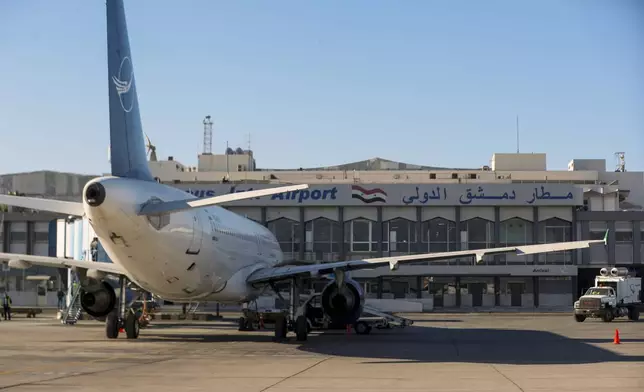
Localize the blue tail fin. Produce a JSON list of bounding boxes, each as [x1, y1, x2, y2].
[[106, 0, 154, 181]]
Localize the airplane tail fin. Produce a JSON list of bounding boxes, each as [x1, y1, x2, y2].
[[106, 0, 154, 182]]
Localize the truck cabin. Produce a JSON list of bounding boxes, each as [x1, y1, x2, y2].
[[585, 287, 614, 297], [596, 280, 618, 291]]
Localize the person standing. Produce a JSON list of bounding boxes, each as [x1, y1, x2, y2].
[[90, 237, 99, 261], [57, 289, 65, 310], [2, 293, 12, 321]]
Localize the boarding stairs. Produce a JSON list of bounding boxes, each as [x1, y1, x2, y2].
[[61, 285, 83, 325], [187, 302, 200, 313]]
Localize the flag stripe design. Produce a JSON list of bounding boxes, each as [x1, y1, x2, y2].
[[351, 185, 387, 203]]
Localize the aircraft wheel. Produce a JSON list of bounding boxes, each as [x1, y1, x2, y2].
[[274, 316, 288, 342], [125, 312, 140, 339], [105, 312, 119, 339], [295, 316, 308, 342], [354, 321, 370, 335]]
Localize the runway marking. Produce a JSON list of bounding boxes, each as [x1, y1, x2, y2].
[[259, 356, 332, 392], [0, 357, 175, 391], [0, 356, 149, 377], [490, 364, 526, 392]]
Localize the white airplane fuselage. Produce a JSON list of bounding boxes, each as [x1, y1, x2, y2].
[[83, 176, 283, 303]]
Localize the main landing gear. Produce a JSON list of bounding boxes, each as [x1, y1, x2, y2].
[[105, 276, 140, 339], [236, 278, 312, 342], [273, 277, 308, 343]]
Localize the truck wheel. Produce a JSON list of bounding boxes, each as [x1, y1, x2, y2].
[[628, 307, 640, 321], [574, 314, 586, 322], [602, 312, 613, 322]]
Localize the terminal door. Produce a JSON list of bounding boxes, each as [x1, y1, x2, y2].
[[509, 282, 523, 307], [469, 283, 485, 307], [186, 213, 202, 255]]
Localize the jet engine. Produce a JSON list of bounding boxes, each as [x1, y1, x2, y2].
[[320, 278, 364, 325], [80, 281, 117, 319]]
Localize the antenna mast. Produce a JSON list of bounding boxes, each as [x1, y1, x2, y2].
[[614, 152, 626, 172], [202, 115, 213, 155]]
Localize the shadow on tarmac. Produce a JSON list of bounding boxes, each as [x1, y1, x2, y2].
[[132, 321, 644, 365]]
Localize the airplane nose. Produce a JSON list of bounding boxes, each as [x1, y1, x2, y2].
[[85, 182, 106, 207]]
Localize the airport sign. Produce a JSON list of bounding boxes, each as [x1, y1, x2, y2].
[[171, 183, 583, 206]]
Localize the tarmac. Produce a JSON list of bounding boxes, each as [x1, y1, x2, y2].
[[0, 312, 642, 392]]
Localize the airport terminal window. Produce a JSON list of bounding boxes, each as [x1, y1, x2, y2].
[[615, 221, 633, 242], [267, 218, 300, 254], [344, 218, 375, 252], [10, 231, 26, 242], [539, 218, 572, 243], [421, 217, 457, 252], [500, 218, 532, 245], [539, 218, 572, 264], [383, 218, 416, 254], [462, 218, 494, 250], [589, 220, 608, 240], [305, 218, 341, 254]]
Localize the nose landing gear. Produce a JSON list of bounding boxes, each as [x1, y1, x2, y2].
[[105, 276, 140, 339]]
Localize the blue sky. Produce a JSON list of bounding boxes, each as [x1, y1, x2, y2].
[[1, 0, 643, 175]]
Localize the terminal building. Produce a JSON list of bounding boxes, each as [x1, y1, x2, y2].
[[1, 151, 643, 309]]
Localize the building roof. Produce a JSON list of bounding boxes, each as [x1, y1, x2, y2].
[[259, 157, 478, 172]]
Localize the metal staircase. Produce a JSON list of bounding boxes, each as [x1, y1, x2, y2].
[[61, 284, 83, 325], [188, 302, 200, 313]]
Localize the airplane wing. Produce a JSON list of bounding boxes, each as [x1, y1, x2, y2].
[[246, 234, 608, 285], [0, 194, 84, 216], [137, 184, 309, 216], [0, 252, 126, 276]]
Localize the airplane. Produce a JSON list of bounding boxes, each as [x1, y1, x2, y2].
[[0, 0, 608, 341]]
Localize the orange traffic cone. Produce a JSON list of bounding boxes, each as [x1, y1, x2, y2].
[[613, 329, 620, 344]]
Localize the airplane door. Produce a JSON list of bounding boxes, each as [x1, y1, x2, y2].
[[186, 212, 202, 255]]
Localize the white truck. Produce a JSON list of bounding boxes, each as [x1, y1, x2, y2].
[[574, 267, 642, 322]]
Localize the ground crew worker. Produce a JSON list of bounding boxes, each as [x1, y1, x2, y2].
[[2, 293, 12, 320], [90, 237, 99, 261], [57, 289, 65, 310]]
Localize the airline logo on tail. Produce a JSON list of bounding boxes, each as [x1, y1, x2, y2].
[[112, 56, 134, 112]]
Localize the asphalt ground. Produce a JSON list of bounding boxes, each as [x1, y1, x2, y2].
[[0, 313, 642, 391]]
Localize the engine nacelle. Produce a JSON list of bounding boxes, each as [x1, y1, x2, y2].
[[80, 281, 117, 319], [320, 278, 365, 325]]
